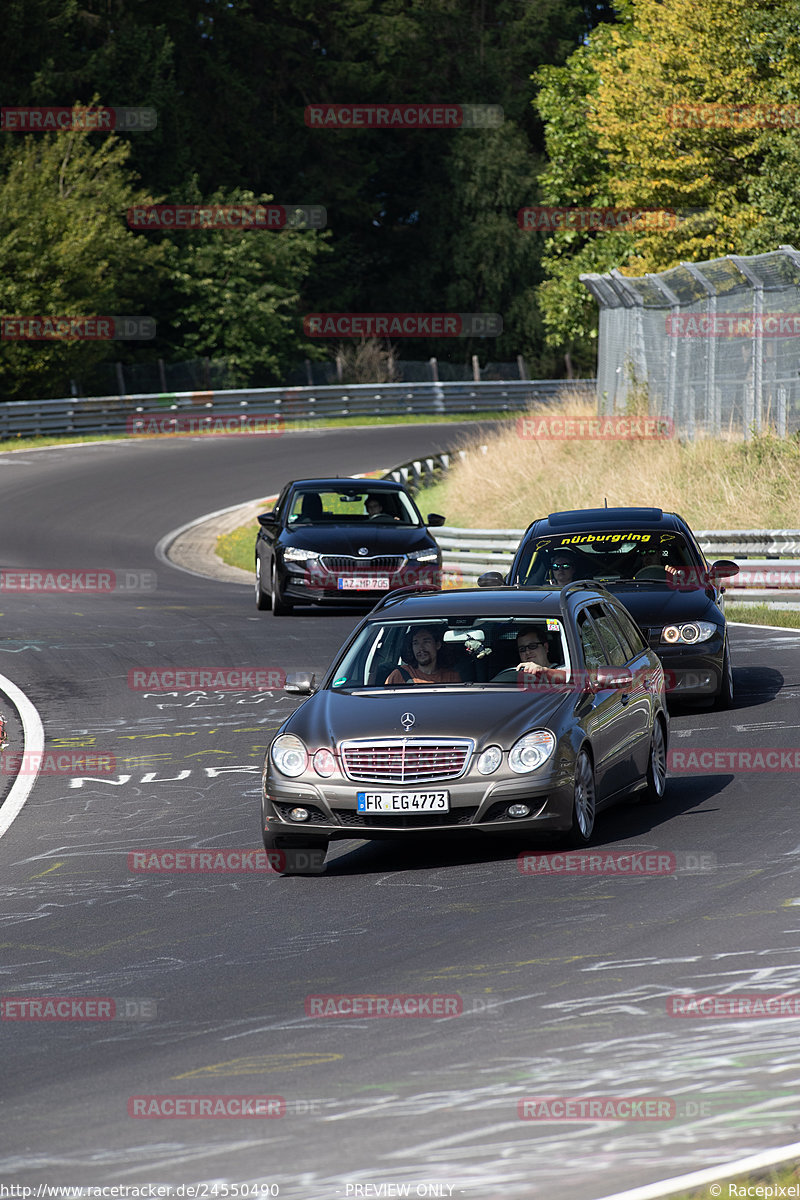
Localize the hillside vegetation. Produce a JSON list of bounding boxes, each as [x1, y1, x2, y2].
[[421, 401, 800, 530]]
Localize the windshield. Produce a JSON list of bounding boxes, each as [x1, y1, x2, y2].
[[330, 616, 572, 689], [514, 530, 696, 585], [287, 487, 420, 526]]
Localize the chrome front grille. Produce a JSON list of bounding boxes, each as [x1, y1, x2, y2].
[[320, 555, 405, 575], [340, 738, 473, 783]]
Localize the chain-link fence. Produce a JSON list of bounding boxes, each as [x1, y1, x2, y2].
[[581, 244, 800, 438]]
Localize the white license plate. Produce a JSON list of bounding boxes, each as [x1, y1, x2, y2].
[[357, 791, 450, 813], [338, 576, 390, 590]]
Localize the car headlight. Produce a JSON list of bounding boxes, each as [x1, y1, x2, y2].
[[477, 745, 503, 775], [508, 730, 556, 774], [270, 734, 308, 777], [312, 748, 336, 777], [283, 547, 320, 562], [661, 621, 718, 645], [407, 550, 439, 563]]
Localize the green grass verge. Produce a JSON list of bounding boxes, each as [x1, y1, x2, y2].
[[727, 603, 800, 628], [217, 521, 260, 573]]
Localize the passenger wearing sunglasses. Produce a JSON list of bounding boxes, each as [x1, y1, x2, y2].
[[549, 550, 579, 586]]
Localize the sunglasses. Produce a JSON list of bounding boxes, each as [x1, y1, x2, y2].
[[552, 561, 574, 570]]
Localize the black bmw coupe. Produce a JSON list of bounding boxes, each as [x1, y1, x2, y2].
[[485, 506, 739, 708]]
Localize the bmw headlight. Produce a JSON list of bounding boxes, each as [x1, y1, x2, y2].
[[477, 745, 503, 775], [283, 547, 320, 562], [661, 621, 717, 645], [508, 730, 556, 774], [270, 734, 308, 777], [407, 550, 439, 563]]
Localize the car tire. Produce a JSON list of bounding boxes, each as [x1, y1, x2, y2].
[[565, 749, 596, 846], [271, 564, 293, 616], [641, 716, 668, 804], [262, 829, 328, 875], [714, 640, 733, 710], [255, 556, 271, 611]]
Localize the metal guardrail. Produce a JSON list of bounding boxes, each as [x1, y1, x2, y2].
[[0, 379, 595, 440]]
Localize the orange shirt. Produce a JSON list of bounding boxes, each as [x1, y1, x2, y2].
[[384, 665, 462, 685]]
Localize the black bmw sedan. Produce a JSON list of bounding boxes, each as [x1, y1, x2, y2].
[[261, 584, 669, 873], [489, 507, 739, 708], [254, 477, 445, 614]]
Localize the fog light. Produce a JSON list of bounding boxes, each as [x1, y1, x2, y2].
[[288, 807, 310, 822], [507, 804, 531, 819]]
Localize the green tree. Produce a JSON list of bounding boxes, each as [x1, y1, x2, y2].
[[0, 126, 166, 400], [535, 0, 800, 361], [158, 188, 330, 384]]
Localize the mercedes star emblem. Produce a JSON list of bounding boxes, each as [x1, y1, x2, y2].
[[401, 712, 415, 731]]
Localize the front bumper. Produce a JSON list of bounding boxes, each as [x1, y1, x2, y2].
[[262, 765, 576, 841], [649, 633, 726, 698], [282, 562, 441, 606]]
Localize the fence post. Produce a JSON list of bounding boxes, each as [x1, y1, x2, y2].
[[115, 362, 126, 398], [471, 355, 481, 382]]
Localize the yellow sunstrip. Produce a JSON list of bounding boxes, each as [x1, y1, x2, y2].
[[557, 532, 653, 545]]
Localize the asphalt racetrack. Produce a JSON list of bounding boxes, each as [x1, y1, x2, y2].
[[2, 426, 800, 1199]]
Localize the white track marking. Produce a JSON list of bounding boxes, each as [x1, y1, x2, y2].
[[0, 672, 45, 839]]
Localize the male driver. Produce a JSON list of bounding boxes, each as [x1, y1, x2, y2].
[[493, 626, 567, 686], [384, 626, 461, 685]]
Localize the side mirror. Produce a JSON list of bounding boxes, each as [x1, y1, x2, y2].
[[592, 665, 633, 691], [708, 559, 739, 582], [427, 513, 446, 527], [257, 510, 279, 527], [284, 671, 317, 695], [477, 571, 505, 588]]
